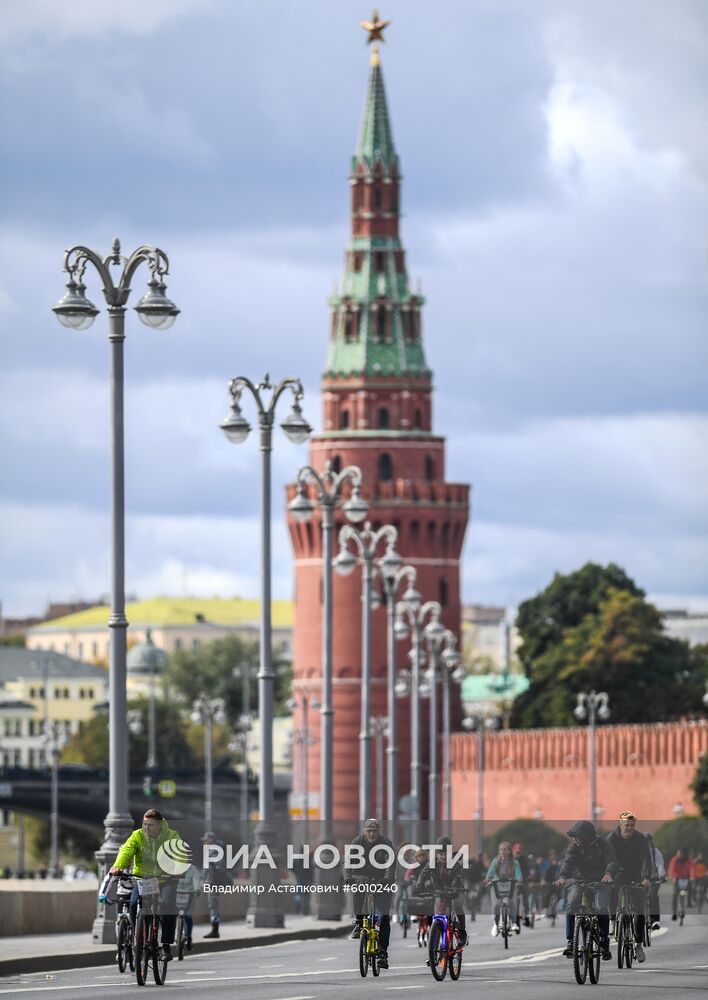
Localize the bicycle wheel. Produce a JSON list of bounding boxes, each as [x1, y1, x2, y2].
[[448, 924, 462, 981], [371, 947, 380, 978], [617, 920, 624, 969], [402, 914, 409, 938], [588, 924, 601, 985], [358, 932, 368, 977], [573, 918, 588, 985], [501, 906, 509, 950], [176, 915, 185, 961], [135, 913, 149, 987], [624, 931, 633, 970], [152, 918, 168, 985], [428, 920, 447, 981], [117, 918, 129, 973]]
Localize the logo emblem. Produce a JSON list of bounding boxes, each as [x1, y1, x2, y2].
[[157, 838, 192, 876]]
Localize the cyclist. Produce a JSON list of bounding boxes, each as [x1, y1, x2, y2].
[[512, 842, 530, 926], [415, 835, 469, 948], [644, 833, 665, 929], [484, 841, 522, 936], [526, 854, 543, 923], [542, 848, 561, 916], [668, 847, 692, 920], [606, 810, 651, 963], [175, 862, 201, 952], [691, 852, 707, 908], [345, 817, 395, 969], [110, 808, 185, 962], [555, 820, 617, 962]]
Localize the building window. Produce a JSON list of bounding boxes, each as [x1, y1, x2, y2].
[[378, 453, 393, 481], [54, 688, 62, 699], [414, 408, 422, 429], [375, 252, 385, 273], [425, 456, 435, 480], [79, 688, 85, 699], [14, 719, 22, 736], [331, 455, 342, 474], [373, 186, 382, 210], [439, 576, 449, 608], [88, 688, 94, 699], [64, 687, 69, 699], [29, 720, 36, 736], [174, 638, 182, 651], [343, 311, 353, 342], [378, 407, 390, 429], [29, 687, 35, 699], [340, 410, 350, 430], [39, 687, 45, 700]]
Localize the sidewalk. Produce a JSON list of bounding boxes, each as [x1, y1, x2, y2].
[[0, 915, 350, 978]]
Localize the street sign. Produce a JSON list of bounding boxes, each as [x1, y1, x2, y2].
[[158, 780, 176, 798]]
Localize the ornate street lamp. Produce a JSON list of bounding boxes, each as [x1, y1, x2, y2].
[[191, 697, 226, 833], [574, 690, 610, 823], [53, 238, 178, 944]]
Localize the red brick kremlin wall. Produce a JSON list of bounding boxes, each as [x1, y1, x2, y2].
[[450, 721, 708, 821]]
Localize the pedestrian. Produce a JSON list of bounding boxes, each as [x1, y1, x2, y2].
[[201, 831, 225, 938]]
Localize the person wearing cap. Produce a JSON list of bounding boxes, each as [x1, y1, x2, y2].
[[201, 831, 224, 939], [414, 836, 469, 951], [345, 818, 396, 968], [606, 811, 651, 961], [555, 821, 618, 962]]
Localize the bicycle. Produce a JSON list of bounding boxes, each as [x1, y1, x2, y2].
[[134, 875, 175, 986], [357, 891, 381, 978], [566, 881, 607, 986], [415, 912, 429, 948], [397, 885, 411, 938], [175, 889, 195, 961], [613, 882, 647, 969], [115, 877, 136, 974], [488, 878, 517, 950], [427, 889, 464, 982], [675, 877, 689, 925], [526, 881, 543, 929], [544, 884, 559, 928], [695, 877, 707, 915]]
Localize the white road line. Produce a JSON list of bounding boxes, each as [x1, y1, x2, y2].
[[262, 964, 285, 968], [385, 987, 425, 991], [317, 956, 338, 961], [270, 996, 316, 999]]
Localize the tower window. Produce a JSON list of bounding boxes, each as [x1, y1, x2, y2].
[[425, 456, 435, 480], [376, 308, 387, 342], [331, 455, 342, 474], [439, 576, 449, 608], [373, 187, 382, 210], [414, 408, 422, 429], [340, 410, 350, 430], [378, 453, 394, 482], [378, 407, 390, 429], [374, 252, 385, 273]]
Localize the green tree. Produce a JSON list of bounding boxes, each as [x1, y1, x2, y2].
[[652, 816, 708, 860], [167, 634, 292, 725], [483, 819, 568, 859], [0, 635, 25, 647], [61, 699, 198, 771], [691, 753, 708, 819], [25, 816, 98, 871], [510, 564, 708, 728]]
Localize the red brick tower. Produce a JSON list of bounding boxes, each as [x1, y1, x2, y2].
[[287, 41, 470, 823]]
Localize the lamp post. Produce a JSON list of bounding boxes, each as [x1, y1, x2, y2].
[[393, 599, 442, 836], [461, 711, 499, 854], [334, 521, 402, 820], [420, 618, 455, 823], [53, 239, 178, 943], [221, 374, 310, 927], [45, 721, 67, 877], [288, 460, 368, 838], [437, 632, 464, 837], [228, 714, 253, 842], [191, 697, 226, 833], [574, 691, 610, 823], [287, 691, 320, 849], [370, 716, 389, 822]]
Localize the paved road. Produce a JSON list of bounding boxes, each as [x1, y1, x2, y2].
[[0, 915, 705, 997]]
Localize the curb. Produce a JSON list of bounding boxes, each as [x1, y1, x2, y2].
[[0, 924, 351, 979]]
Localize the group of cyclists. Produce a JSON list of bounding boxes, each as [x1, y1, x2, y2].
[[100, 807, 704, 979]]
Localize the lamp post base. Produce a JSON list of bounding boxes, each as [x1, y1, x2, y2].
[[245, 820, 285, 928], [92, 811, 134, 945], [313, 850, 343, 920]]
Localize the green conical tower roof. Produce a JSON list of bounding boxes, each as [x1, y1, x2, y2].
[[353, 49, 398, 174], [325, 49, 430, 381]]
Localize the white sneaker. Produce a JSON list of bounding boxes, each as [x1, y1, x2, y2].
[[636, 944, 645, 963], [491, 923, 499, 937], [511, 923, 520, 933]]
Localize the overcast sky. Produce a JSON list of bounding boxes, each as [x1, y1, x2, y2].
[[1, 0, 707, 618]]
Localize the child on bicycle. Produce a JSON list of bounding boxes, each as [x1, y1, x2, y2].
[[414, 836, 469, 947], [110, 809, 186, 962], [555, 820, 618, 962], [484, 841, 522, 936]]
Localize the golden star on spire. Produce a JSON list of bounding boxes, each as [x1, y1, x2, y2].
[[360, 9, 391, 46]]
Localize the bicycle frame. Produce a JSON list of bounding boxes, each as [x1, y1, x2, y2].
[[358, 891, 381, 978], [571, 881, 605, 986], [428, 893, 463, 982]]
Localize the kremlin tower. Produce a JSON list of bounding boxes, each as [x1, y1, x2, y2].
[[287, 15, 470, 823]]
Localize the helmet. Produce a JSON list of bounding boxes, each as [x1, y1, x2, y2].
[[566, 821, 597, 847]]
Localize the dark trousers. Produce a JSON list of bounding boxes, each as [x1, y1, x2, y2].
[[565, 884, 610, 945], [611, 884, 646, 942], [355, 892, 391, 951], [130, 881, 177, 945]]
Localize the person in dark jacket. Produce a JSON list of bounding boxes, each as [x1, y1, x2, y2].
[[606, 811, 651, 962], [414, 835, 469, 946], [555, 820, 618, 961], [345, 818, 396, 968]]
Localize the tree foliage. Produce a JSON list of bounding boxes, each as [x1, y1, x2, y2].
[[61, 699, 198, 771], [691, 752, 708, 820], [483, 819, 568, 859], [167, 634, 292, 726], [510, 563, 708, 728], [652, 816, 708, 860]]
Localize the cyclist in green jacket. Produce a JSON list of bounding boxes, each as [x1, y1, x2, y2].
[[110, 809, 186, 961]]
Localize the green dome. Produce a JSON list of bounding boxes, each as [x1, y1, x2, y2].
[[127, 630, 168, 676]]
